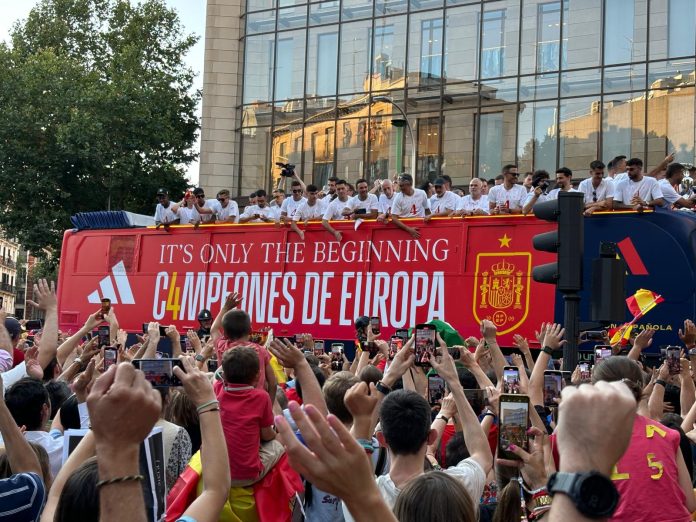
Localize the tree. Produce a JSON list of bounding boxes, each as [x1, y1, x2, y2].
[[0, 0, 199, 257]]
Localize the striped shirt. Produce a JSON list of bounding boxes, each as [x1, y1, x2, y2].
[[0, 472, 46, 521]]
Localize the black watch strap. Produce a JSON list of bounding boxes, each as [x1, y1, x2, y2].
[[375, 381, 392, 395], [542, 346, 554, 355], [548, 471, 618, 518]]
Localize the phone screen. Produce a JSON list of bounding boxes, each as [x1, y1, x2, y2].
[[503, 367, 521, 394], [207, 358, 218, 372], [370, 317, 380, 335], [103, 348, 117, 371], [133, 359, 183, 387], [448, 346, 461, 360], [667, 347, 681, 375], [415, 324, 436, 366], [498, 394, 530, 460], [594, 346, 612, 364], [141, 323, 168, 336], [389, 337, 403, 360], [330, 343, 344, 371], [427, 375, 446, 405], [543, 371, 564, 407], [100, 298, 111, 316], [97, 326, 110, 347], [395, 329, 409, 342], [314, 340, 325, 357], [579, 363, 591, 380]]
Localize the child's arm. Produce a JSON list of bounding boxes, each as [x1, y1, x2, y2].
[[261, 426, 276, 442]]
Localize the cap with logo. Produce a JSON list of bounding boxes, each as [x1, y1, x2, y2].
[[197, 309, 213, 321], [157, 188, 168, 196]]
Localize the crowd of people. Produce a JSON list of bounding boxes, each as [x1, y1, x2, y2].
[[155, 153, 696, 239], [3, 279, 696, 521]]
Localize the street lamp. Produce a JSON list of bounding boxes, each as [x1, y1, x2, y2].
[[371, 95, 417, 178]]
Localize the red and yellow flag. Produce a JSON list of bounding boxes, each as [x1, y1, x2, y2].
[[608, 324, 633, 346], [625, 289, 663, 319]]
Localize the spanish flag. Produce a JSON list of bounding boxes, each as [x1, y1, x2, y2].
[[608, 324, 633, 346], [625, 289, 664, 319]]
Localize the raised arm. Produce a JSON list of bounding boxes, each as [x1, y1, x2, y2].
[[481, 319, 506, 381], [627, 329, 653, 361], [0, 311, 13, 370], [211, 292, 240, 343], [142, 322, 162, 359], [28, 280, 59, 369], [55, 311, 102, 367], [529, 323, 563, 407]]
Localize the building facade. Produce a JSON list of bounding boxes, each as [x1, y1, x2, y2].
[[0, 236, 20, 315], [200, 0, 696, 194]]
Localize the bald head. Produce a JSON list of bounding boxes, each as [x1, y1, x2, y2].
[[382, 179, 394, 197]]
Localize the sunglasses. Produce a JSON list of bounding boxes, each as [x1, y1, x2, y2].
[[217, 198, 227, 202], [592, 191, 597, 203], [292, 189, 303, 194], [196, 194, 205, 199]]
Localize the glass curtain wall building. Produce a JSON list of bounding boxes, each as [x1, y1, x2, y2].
[[200, 0, 696, 194]]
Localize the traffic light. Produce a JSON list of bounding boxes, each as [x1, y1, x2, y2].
[[532, 192, 584, 292]]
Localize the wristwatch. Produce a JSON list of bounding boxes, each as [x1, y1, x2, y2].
[[194, 354, 206, 362], [73, 358, 85, 370], [547, 471, 618, 518], [542, 346, 554, 355], [435, 414, 450, 423], [375, 381, 392, 395]]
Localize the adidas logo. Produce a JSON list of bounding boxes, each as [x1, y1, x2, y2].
[[87, 261, 135, 305]]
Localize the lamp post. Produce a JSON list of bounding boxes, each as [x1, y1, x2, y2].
[[372, 95, 417, 178]]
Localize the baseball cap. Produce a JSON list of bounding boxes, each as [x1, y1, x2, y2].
[[5, 317, 23, 340], [197, 309, 213, 321], [433, 178, 446, 186], [156, 188, 168, 196]]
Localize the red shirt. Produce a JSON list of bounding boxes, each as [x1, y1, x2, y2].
[[438, 421, 498, 464], [551, 415, 690, 522], [217, 383, 275, 480], [215, 339, 271, 391], [12, 347, 24, 368]]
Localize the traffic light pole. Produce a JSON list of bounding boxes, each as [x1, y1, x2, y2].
[[563, 292, 581, 370]]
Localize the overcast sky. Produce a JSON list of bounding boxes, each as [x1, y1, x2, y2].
[[1, 0, 206, 185]]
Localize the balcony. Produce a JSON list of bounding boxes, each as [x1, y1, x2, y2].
[[0, 257, 16, 269], [0, 282, 16, 294]]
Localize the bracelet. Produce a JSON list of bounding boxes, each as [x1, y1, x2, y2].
[[196, 400, 219, 413], [96, 475, 144, 489], [199, 407, 220, 415], [655, 379, 667, 388], [435, 415, 449, 424], [483, 411, 497, 420], [357, 438, 374, 454], [520, 482, 547, 495], [533, 493, 552, 507]]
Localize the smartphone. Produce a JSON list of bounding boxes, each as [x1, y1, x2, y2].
[[503, 366, 521, 394], [579, 362, 591, 380], [294, 334, 305, 350], [498, 394, 530, 460], [448, 346, 462, 360], [97, 325, 110, 347], [207, 357, 218, 372], [389, 336, 403, 360], [582, 330, 605, 342], [427, 375, 446, 405], [103, 347, 117, 371], [666, 346, 681, 375], [249, 331, 269, 345], [330, 343, 344, 371], [180, 338, 194, 354], [313, 340, 325, 357], [100, 298, 111, 317], [370, 316, 380, 335], [415, 323, 437, 367], [395, 329, 409, 342], [142, 323, 168, 336], [132, 358, 183, 387], [594, 345, 612, 364], [543, 370, 564, 407]]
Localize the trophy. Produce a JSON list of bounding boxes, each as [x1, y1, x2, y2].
[[681, 163, 694, 196]]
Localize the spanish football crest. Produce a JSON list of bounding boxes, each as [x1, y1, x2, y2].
[[473, 253, 532, 334]]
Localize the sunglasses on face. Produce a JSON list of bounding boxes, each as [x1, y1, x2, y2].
[[196, 194, 205, 199], [217, 198, 227, 202], [292, 189, 303, 194]]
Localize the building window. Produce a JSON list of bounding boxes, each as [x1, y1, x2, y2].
[[536, 2, 564, 73], [478, 112, 503, 177], [373, 24, 394, 80], [316, 32, 338, 96], [481, 9, 505, 79], [669, 0, 696, 58], [420, 19, 443, 86], [604, 0, 634, 65]]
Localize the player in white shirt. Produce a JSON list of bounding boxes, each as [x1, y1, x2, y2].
[[189, 187, 221, 226], [177, 195, 196, 225], [291, 184, 326, 240], [280, 181, 307, 223], [376, 180, 396, 223], [322, 180, 352, 241], [239, 189, 277, 223], [488, 165, 527, 214], [578, 160, 614, 215], [346, 179, 379, 219], [613, 158, 665, 211], [154, 188, 180, 228], [523, 168, 579, 214], [426, 178, 459, 220], [456, 178, 489, 215], [658, 163, 696, 209], [214, 189, 239, 223], [389, 173, 431, 239]]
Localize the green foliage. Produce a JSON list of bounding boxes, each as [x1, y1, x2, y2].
[[0, 0, 199, 257]]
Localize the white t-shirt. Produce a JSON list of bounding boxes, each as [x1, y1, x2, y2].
[[177, 205, 195, 225], [378, 193, 395, 215], [280, 196, 307, 220], [347, 194, 379, 214], [458, 195, 489, 214], [323, 197, 352, 220], [614, 176, 664, 205], [191, 198, 221, 223], [613, 172, 628, 184], [218, 200, 240, 222], [240, 204, 276, 222], [578, 178, 615, 204], [429, 191, 459, 214], [294, 199, 327, 221], [390, 188, 431, 218], [523, 187, 578, 207], [658, 179, 681, 206], [342, 457, 485, 522], [487, 184, 528, 210], [154, 203, 178, 224]]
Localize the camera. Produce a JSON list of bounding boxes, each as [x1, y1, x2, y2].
[[276, 162, 296, 177], [532, 178, 549, 192]]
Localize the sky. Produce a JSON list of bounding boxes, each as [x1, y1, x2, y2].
[[1, 0, 207, 185]]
